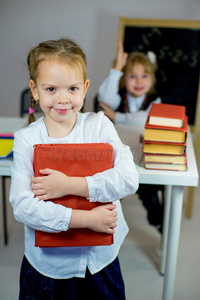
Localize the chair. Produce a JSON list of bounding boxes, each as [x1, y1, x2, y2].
[[20, 88, 41, 117], [94, 94, 101, 112]]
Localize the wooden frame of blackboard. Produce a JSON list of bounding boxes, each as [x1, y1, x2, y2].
[[117, 17, 200, 218]]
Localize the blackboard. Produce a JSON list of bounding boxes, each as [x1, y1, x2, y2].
[[117, 18, 200, 126]]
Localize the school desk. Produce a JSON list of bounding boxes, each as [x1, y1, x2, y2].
[[115, 124, 198, 300], [0, 116, 27, 245]]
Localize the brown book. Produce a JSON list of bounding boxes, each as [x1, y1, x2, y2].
[[34, 143, 114, 247]]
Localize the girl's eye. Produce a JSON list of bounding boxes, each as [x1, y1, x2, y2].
[[69, 87, 78, 92], [47, 87, 56, 92]]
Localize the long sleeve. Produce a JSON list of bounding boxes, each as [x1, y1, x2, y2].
[[9, 130, 72, 233], [98, 69, 123, 110], [86, 114, 139, 203]]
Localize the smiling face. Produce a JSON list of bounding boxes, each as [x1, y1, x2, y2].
[[124, 63, 154, 98], [29, 58, 89, 135]]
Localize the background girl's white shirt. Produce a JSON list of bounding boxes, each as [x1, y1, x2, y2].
[[9, 111, 139, 279]]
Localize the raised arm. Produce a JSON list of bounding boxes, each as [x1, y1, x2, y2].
[[98, 41, 128, 110], [114, 40, 128, 71]]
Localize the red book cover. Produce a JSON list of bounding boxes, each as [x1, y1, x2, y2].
[[143, 140, 187, 146], [34, 143, 114, 247], [147, 103, 186, 128]]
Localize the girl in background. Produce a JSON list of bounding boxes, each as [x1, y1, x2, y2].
[[9, 38, 139, 300], [98, 41, 161, 126], [98, 41, 164, 233]]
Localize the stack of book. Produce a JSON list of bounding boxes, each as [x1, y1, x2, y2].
[[143, 103, 188, 171]]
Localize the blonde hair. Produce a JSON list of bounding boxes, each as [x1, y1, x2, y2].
[[27, 38, 87, 124], [119, 52, 157, 93]]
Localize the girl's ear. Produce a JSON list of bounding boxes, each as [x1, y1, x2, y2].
[[29, 80, 39, 101], [83, 79, 90, 98]]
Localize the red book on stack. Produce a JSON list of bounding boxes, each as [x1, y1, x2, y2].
[[34, 143, 114, 247], [147, 103, 186, 128]]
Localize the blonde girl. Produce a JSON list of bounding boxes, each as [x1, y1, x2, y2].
[[98, 41, 161, 126], [9, 38, 139, 299]]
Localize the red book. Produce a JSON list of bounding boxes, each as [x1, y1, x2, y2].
[[147, 103, 186, 128], [34, 143, 114, 247]]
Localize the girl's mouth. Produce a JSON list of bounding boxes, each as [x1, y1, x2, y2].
[[54, 108, 71, 114], [135, 87, 144, 91]]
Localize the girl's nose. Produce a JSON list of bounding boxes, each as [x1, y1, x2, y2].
[[58, 91, 70, 103], [58, 98, 70, 104], [136, 77, 142, 84]]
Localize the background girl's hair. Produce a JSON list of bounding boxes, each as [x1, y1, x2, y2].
[[119, 52, 158, 92], [27, 38, 87, 124]]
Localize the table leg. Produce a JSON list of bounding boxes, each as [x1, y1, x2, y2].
[[2, 176, 8, 245], [160, 185, 172, 275], [162, 186, 183, 300]]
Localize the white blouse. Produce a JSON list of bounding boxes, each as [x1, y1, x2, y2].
[[9, 111, 139, 279]]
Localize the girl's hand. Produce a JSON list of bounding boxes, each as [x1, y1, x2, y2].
[[88, 204, 118, 234], [114, 40, 128, 71], [69, 204, 118, 234], [31, 169, 69, 200], [100, 102, 116, 122]]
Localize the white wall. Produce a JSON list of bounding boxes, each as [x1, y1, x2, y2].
[[0, 0, 199, 116]]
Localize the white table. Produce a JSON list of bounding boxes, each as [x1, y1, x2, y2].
[[0, 160, 12, 244], [0, 117, 27, 245], [115, 124, 198, 300], [0, 123, 198, 300]]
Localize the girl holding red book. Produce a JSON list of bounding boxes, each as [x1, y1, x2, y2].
[[9, 38, 139, 299]]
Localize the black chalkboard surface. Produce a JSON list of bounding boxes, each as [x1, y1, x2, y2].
[[117, 18, 200, 125]]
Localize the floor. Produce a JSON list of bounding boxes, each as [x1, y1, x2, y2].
[[0, 173, 200, 300]]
